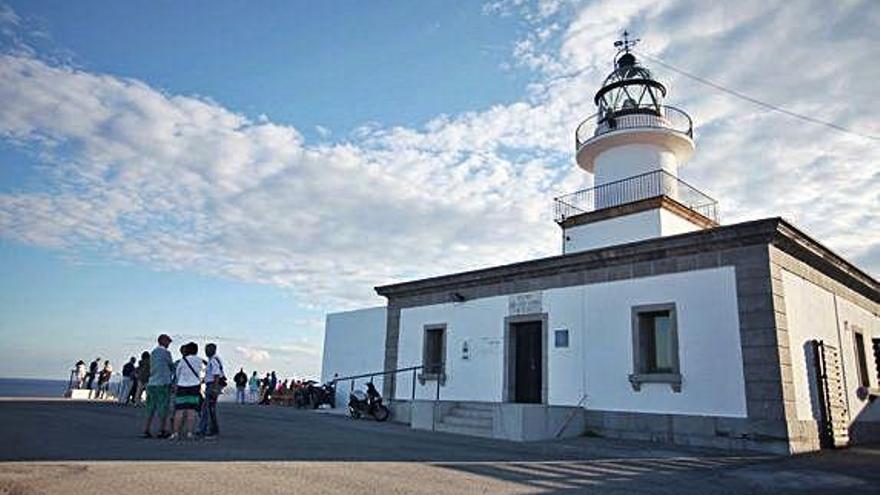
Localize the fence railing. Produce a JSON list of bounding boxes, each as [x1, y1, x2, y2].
[[333, 363, 445, 430], [553, 169, 718, 223], [575, 105, 693, 151]]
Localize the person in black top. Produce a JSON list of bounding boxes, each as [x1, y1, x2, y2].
[[119, 357, 137, 404], [86, 358, 100, 398], [233, 368, 248, 404]]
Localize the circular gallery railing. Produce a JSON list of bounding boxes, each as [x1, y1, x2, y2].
[[575, 105, 693, 151]]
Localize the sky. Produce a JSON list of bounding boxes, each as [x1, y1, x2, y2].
[[0, 0, 877, 380]]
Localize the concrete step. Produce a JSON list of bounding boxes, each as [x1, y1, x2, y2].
[[447, 408, 493, 419], [454, 402, 495, 412], [442, 415, 492, 429], [435, 422, 493, 438]]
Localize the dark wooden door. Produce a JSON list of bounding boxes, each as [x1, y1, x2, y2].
[[514, 321, 542, 403]]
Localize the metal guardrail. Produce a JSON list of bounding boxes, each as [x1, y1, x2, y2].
[[333, 363, 445, 429], [553, 169, 718, 223], [575, 105, 693, 151]]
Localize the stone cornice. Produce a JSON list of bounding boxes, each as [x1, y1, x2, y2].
[[374, 217, 878, 304]]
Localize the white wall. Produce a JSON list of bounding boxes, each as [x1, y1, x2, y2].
[[659, 208, 704, 236], [565, 208, 704, 253], [395, 267, 748, 418], [565, 209, 661, 252], [594, 143, 678, 185], [782, 270, 880, 424], [321, 306, 387, 403]]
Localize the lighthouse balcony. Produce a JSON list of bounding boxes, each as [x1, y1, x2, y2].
[[575, 105, 693, 151], [554, 169, 718, 225]]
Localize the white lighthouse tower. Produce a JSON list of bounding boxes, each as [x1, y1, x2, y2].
[[556, 33, 718, 253]]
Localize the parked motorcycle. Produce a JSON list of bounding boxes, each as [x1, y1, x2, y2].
[[348, 382, 389, 421]]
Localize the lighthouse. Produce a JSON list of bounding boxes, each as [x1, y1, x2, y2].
[[556, 32, 718, 253]]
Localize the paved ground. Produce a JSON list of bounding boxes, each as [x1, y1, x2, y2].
[[0, 399, 878, 494]]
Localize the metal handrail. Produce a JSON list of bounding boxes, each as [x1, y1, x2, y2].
[[575, 105, 693, 151], [553, 169, 718, 224], [332, 363, 445, 429], [332, 365, 424, 384]]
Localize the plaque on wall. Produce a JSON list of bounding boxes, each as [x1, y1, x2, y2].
[[508, 292, 542, 315]]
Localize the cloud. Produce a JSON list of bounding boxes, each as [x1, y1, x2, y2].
[[235, 346, 271, 364], [0, 0, 877, 327]]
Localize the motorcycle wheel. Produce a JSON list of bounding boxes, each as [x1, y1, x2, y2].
[[349, 406, 361, 419], [372, 404, 390, 422]]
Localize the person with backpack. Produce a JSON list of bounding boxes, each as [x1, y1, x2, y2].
[[198, 343, 226, 437], [233, 368, 248, 404], [169, 342, 203, 441]]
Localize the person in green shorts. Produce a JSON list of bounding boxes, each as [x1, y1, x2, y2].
[[142, 333, 174, 438]]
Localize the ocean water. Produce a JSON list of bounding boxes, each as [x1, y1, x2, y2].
[[0, 377, 237, 400], [0, 378, 73, 398]]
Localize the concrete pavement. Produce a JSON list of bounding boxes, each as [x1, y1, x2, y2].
[[0, 399, 878, 494]]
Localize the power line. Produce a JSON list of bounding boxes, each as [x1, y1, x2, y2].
[[635, 50, 880, 142]]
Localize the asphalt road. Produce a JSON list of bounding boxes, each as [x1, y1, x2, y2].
[[0, 399, 878, 494]]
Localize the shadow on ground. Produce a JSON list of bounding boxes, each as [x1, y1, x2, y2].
[[1, 400, 878, 494]]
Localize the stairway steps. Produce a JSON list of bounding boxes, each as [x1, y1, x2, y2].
[[435, 422, 493, 438], [447, 408, 493, 419], [441, 415, 492, 428]]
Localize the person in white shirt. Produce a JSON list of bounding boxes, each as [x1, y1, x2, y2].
[[198, 343, 226, 437], [170, 342, 203, 440]]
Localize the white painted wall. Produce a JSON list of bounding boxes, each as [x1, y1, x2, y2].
[[659, 208, 703, 236], [321, 306, 387, 404], [782, 270, 880, 424], [565, 207, 704, 253], [394, 267, 747, 417], [594, 143, 678, 185]]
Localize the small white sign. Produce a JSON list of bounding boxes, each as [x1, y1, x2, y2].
[[508, 292, 542, 315]]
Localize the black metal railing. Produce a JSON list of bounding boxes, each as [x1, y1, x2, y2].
[[333, 363, 445, 429], [575, 105, 693, 151], [553, 169, 718, 223]]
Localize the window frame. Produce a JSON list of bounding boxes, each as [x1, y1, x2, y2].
[[629, 303, 682, 392], [853, 328, 870, 389], [419, 323, 447, 384]]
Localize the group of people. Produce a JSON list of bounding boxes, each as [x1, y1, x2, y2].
[[72, 352, 152, 404], [141, 333, 227, 440], [73, 334, 323, 440], [72, 358, 116, 400], [229, 369, 322, 406]]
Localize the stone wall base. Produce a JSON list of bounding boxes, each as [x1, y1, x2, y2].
[[584, 409, 817, 455]]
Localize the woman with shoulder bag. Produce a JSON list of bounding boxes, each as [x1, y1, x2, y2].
[[170, 342, 203, 440]]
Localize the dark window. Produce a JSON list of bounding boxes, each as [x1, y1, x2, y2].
[[630, 303, 681, 392], [854, 331, 870, 388], [423, 325, 446, 376], [640, 311, 674, 373], [554, 329, 569, 348]]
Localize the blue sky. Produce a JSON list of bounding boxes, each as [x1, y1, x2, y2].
[[0, 0, 878, 380]]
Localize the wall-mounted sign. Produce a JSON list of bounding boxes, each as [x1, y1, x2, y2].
[[508, 292, 542, 316]]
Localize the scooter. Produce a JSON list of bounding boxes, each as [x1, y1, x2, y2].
[[348, 382, 390, 421]]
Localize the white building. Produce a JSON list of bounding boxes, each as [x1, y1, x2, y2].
[[321, 41, 880, 454]]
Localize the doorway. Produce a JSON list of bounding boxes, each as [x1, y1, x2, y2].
[[505, 316, 547, 404]]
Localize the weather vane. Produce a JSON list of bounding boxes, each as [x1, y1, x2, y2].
[[613, 30, 640, 53]]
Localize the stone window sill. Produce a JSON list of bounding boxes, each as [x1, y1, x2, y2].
[[629, 373, 682, 392]]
